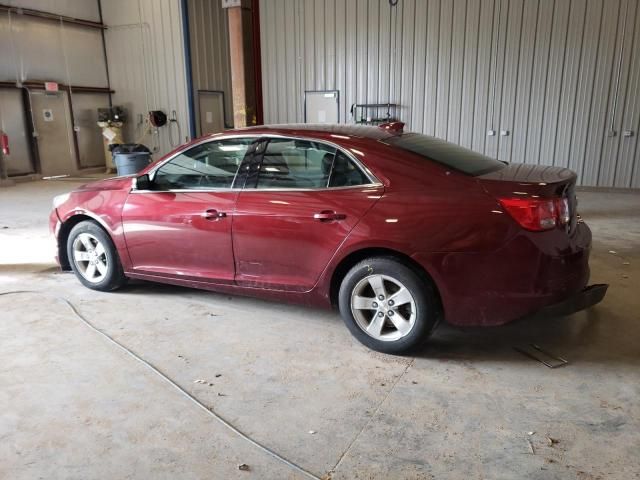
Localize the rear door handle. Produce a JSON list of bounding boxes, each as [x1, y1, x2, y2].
[[202, 209, 227, 220], [313, 210, 346, 222]]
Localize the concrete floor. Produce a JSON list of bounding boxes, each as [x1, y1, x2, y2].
[[1, 178, 639, 480]]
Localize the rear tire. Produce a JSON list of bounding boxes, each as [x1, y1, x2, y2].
[[67, 221, 127, 292], [338, 257, 440, 354]]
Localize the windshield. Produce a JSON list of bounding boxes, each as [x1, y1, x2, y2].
[[384, 133, 505, 176]]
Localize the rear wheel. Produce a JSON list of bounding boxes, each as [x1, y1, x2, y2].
[[338, 257, 439, 354], [67, 221, 127, 291]]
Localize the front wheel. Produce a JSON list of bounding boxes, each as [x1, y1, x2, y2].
[[67, 221, 127, 291], [338, 257, 440, 354]]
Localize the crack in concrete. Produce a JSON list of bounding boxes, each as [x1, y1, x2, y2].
[[326, 358, 415, 478]]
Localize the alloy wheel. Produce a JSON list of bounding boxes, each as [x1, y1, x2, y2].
[[72, 233, 109, 284], [350, 274, 417, 342]]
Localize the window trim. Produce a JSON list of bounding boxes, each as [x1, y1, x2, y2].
[[132, 136, 259, 193], [246, 136, 381, 191], [132, 133, 382, 193], [152, 137, 252, 190]]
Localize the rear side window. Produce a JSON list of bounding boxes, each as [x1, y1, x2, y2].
[[254, 138, 370, 189], [385, 133, 505, 176], [328, 150, 370, 187]]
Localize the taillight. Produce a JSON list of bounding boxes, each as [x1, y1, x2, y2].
[[555, 197, 570, 225], [499, 197, 557, 231]]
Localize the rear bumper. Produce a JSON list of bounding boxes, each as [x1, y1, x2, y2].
[[414, 222, 601, 326], [533, 283, 608, 318]]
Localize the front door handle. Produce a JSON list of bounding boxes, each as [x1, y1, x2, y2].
[[202, 209, 227, 220], [313, 210, 346, 222]]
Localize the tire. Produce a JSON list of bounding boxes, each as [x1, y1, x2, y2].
[[338, 257, 440, 354], [66, 220, 127, 292]]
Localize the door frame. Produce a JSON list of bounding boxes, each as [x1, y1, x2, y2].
[[0, 86, 37, 175]]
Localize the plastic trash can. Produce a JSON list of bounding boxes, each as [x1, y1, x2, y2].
[[111, 144, 152, 176]]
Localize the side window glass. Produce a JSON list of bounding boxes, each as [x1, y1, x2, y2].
[[328, 150, 370, 187], [153, 138, 254, 190], [256, 139, 336, 189]]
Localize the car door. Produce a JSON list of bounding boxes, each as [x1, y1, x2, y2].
[[232, 137, 384, 291], [121, 137, 255, 283]]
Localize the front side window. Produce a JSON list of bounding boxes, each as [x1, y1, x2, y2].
[[254, 138, 370, 189], [153, 138, 254, 190]]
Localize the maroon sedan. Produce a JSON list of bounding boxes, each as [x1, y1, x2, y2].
[[50, 123, 607, 354]]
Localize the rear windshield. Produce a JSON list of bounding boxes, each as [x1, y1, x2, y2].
[[384, 133, 505, 176]]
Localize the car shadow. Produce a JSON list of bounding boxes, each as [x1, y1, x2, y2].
[[118, 279, 343, 323], [117, 280, 640, 367], [416, 308, 640, 367]]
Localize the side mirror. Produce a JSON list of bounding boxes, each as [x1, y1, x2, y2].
[[134, 174, 152, 190]]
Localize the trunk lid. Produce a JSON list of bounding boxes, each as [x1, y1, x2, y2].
[[477, 163, 578, 232]]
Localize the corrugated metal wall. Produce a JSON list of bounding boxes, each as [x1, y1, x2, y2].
[[0, 1, 109, 176], [102, 0, 191, 157], [260, 0, 640, 188], [187, 0, 233, 131], [0, 2, 107, 87]]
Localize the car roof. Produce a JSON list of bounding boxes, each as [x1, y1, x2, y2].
[[224, 123, 399, 141]]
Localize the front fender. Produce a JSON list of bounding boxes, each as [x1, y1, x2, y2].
[[55, 188, 131, 269]]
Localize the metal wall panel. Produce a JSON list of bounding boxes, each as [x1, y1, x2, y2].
[[71, 92, 109, 168], [484, 0, 505, 160], [600, 0, 637, 186], [538, 0, 570, 167], [102, 0, 190, 158], [470, 0, 493, 155], [523, 0, 553, 165], [620, 2, 640, 187], [423, 0, 440, 135], [5, 0, 101, 21], [582, 0, 621, 185], [554, 0, 586, 170], [344, 0, 357, 124], [435, 0, 452, 141], [276, 0, 288, 121], [259, 0, 640, 187], [0, 13, 108, 87], [187, 0, 233, 130], [496, 0, 522, 162], [459, 0, 478, 149]]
